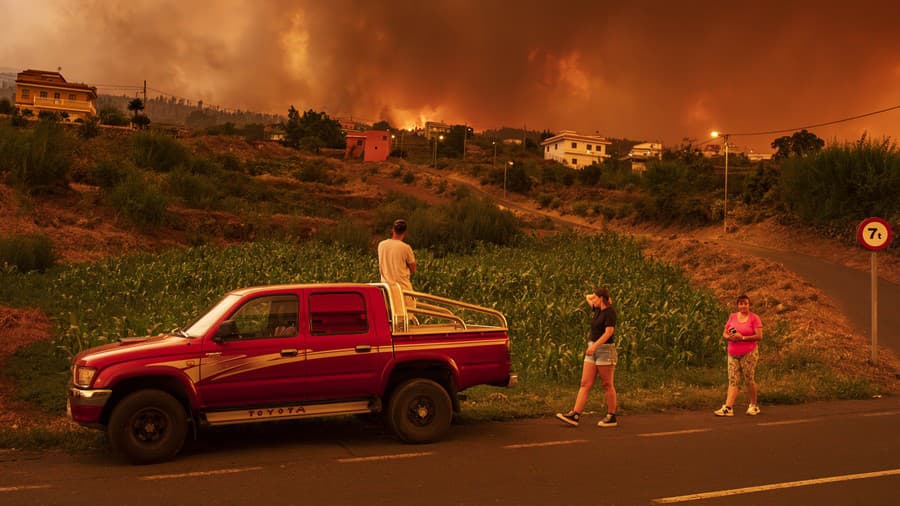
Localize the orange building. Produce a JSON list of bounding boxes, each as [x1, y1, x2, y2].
[[345, 130, 391, 162], [15, 69, 98, 121]]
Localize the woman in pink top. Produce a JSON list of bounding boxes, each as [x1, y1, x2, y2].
[[714, 294, 763, 417]]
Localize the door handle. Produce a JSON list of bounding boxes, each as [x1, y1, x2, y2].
[[355, 345, 372, 353], [205, 352, 222, 358], [280, 348, 299, 357]]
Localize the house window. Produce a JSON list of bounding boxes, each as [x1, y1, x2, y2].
[[53, 92, 60, 99], [382, 135, 387, 141], [571, 142, 577, 149], [21, 89, 29, 98], [40, 91, 48, 98], [554, 143, 558, 150], [68, 94, 76, 100], [545, 146, 549, 152], [572, 158, 578, 165], [587, 144, 592, 151], [356, 139, 363, 146]]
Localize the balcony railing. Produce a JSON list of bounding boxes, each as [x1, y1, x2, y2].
[[24, 96, 95, 113]]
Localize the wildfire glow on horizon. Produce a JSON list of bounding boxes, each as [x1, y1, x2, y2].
[[3, 0, 900, 150]]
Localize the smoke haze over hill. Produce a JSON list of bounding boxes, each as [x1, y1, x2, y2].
[[3, 0, 900, 150]]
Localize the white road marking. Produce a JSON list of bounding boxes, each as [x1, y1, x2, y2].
[[0, 484, 51, 493], [140, 466, 263, 480], [337, 452, 433, 463], [638, 429, 711, 438], [652, 468, 900, 503], [504, 439, 588, 449], [756, 418, 821, 426], [861, 410, 900, 417]]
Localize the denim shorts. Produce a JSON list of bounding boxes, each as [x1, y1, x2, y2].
[[585, 343, 618, 366]]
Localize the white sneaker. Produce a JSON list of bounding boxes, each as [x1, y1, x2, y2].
[[746, 404, 760, 416], [714, 405, 734, 417]]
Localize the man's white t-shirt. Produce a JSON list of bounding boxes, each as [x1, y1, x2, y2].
[[377, 238, 416, 290]]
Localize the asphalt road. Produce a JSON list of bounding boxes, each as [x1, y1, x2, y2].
[[735, 244, 900, 359], [1, 398, 898, 505]]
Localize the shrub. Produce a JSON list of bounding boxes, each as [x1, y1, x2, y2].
[[132, 130, 191, 172], [107, 174, 168, 228], [0, 98, 14, 114], [408, 196, 522, 254], [0, 234, 55, 272], [88, 159, 135, 189], [78, 116, 101, 139], [0, 120, 72, 193], [217, 153, 242, 172], [98, 106, 129, 126], [166, 167, 220, 209], [402, 171, 416, 184], [780, 136, 900, 225], [317, 218, 373, 253], [294, 158, 333, 183], [572, 201, 591, 216]]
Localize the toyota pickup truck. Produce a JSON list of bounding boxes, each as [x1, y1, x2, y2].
[[67, 283, 515, 463]]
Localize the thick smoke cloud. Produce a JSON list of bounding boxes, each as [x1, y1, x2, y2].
[[3, 0, 900, 150]]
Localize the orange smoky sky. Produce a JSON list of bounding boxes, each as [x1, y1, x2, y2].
[[3, 0, 900, 151]]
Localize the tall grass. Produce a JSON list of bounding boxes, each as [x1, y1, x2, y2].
[[0, 120, 72, 193]]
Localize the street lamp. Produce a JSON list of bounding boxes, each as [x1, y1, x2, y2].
[[504, 160, 513, 199], [432, 134, 443, 167], [492, 141, 497, 168], [711, 131, 730, 233]]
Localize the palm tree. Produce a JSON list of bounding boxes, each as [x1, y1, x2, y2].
[[127, 98, 145, 128]]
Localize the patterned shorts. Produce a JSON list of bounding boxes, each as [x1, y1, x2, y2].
[[727, 348, 759, 387], [585, 343, 618, 366]]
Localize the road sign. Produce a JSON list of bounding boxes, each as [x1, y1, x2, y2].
[[856, 217, 893, 251]]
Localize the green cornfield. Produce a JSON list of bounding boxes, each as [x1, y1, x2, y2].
[[0, 233, 726, 383]]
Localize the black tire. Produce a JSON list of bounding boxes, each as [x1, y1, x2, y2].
[[388, 378, 452, 443], [107, 389, 188, 464]]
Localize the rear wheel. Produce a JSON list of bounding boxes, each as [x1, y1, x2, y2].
[[107, 389, 187, 464], [388, 379, 452, 443]]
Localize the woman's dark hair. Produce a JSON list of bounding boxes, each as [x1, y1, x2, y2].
[[736, 294, 750, 304], [594, 288, 612, 305]]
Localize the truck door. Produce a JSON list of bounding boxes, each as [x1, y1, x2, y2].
[[198, 293, 305, 409], [302, 289, 392, 401]]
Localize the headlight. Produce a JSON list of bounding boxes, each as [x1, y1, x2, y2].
[[74, 366, 97, 388]]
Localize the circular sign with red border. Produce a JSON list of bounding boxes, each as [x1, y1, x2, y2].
[[857, 217, 893, 251]]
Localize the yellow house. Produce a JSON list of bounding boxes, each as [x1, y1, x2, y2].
[[541, 130, 611, 169], [15, 69, 98, 121]]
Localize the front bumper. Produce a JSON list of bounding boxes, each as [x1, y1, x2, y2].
[[67, 386, 113, 427]]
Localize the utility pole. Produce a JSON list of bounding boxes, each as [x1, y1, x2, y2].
[[522, 123, 526, 151], [143, 80, 147, 104], [462, 123, 468, 161]]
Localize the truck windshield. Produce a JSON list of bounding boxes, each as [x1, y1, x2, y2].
[[183, 294, 242, 337]]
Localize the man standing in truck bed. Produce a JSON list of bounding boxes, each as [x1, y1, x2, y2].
[[378, 219, 417, 294]]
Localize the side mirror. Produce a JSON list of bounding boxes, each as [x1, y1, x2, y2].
[[212, 320, 239, 343]]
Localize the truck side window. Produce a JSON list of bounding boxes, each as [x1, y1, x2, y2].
[[229, 295, 298, 339], [309, 292, 369, 335]]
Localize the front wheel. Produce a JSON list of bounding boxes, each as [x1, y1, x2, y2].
[[388, 379, 452, 443], [107, 389, 188, 464]]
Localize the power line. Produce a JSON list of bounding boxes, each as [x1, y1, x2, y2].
[[715, 103, 900, 138]]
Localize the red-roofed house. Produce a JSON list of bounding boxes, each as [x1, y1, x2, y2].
[[345, 130, 391, 162], [540, 130, 611, 169], [15, 69, 98, 121]]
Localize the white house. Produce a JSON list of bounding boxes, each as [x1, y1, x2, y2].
[[541, 130, 611, 169], [627, 142, 663, 173]]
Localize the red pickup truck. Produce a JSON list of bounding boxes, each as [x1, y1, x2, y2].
[[68, 283, 516, 463]]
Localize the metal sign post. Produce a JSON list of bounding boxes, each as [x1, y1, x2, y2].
[[856, 217, 894, 364]]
